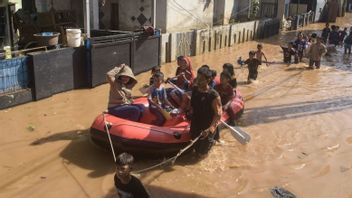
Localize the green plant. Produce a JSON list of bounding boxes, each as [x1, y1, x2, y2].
[[250, 0, 260, 19]]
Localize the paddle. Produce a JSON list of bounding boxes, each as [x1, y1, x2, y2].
[[220, 120, 250, 145], [167, 81, 250, 145]]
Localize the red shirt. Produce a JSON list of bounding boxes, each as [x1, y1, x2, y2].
[[215, 84, 234, 105]]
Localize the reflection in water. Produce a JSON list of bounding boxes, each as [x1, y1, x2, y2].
[[0, 14, 352, 198]]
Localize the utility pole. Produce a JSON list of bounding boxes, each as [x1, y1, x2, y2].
[[84, 0, 90, 38], [153, 0, 156, 28]]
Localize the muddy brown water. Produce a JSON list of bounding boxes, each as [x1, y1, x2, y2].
[[1, 15, 352, 198]]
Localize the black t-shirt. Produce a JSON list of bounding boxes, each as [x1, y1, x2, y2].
[[322, 28, 330, 38], [244, 58, 261, 74], [114, 174, 150, 198], [230, 78, 237, 88], [190, 87, 219, 138]]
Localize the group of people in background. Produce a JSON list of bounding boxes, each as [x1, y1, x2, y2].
[[322, 23, 352, 54], [281, 23, 352, 70]]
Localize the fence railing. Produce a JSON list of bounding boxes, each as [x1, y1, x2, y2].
[[0, 56, 29, 94], [291, 11, 315, 30]]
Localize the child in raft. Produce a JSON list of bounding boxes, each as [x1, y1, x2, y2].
[[243, 51, 262, 84], [255, 43, 269, 66], [215, 71, 236, 126], [222, 63, 237, 88], [149, 66, 161, 86], [209, 69, 217, 89], [168, 56, 195, 106], [148, 72, 175, 126]]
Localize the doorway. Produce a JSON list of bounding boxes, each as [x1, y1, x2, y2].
[[111, 3, 119, 30]]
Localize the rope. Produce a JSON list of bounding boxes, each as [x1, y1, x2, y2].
[[103, 113, 117, 162], [133, 134, 201, 174]]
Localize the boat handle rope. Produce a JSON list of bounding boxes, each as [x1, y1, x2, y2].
[[132, 134, 201, 174], [103, 112, 117, 162], [102, 112, 201, 174]]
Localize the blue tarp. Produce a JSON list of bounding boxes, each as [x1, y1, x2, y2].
[[0, 56, 29, 94]]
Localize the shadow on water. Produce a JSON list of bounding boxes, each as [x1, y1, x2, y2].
[[103, 185, 208, 198], [242, 96, 352, 126], [29, 129, 203, 179], [30, 130, 116, 177]]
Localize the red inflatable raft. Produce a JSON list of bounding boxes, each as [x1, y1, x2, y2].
[[90, 89, 244, 154]]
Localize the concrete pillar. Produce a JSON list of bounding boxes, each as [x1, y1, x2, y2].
[[169, 33, 177, 62], [160, 33, 170, 63], [90, 0, 99, 30]]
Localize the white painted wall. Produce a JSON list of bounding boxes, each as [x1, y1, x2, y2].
[[223, 0, 236, 24], [166, 0, 213, 32], [213, 0, 237, 25], [9, 0, 22, 10], [315, 0, 326, 21]]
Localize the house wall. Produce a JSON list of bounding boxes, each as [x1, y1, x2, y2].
[[115, 0, 153, 31], [315, 0, 326, 21], [159, 18, 280, 63], [165, 0, 213, 33], [289, 4, 308, 15], [9, 0, 21, 10], [214, 0, 241, 25], [237, 0, 250, 19], [35, 0, 72, 12], [223, 0, 236, 24], [213, 0, 225, 25]]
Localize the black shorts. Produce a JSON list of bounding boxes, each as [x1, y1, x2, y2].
[[248, 72, 258, 81], [193, 132, 215, 155]]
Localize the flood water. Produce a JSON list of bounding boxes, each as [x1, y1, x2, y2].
[[1, 14, 352, 198]]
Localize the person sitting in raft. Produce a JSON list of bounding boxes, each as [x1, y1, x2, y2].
[[215, 71, 236, 126], [168, 56, 195, 106], [209, 69, 217, 89], [222, 63, 237, 88], [149, 66, 161, 86], [107, 64, 144, 121], [192, 65, 214, 88], [190, 66, 222, 157], [148, 72, 175, 126]]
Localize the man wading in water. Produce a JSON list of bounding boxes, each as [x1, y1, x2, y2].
[[190, 67, 222, 157]]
